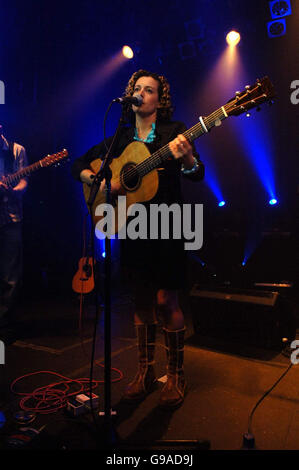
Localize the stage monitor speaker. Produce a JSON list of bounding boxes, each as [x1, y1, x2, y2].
[[190, 284, 295, 350]]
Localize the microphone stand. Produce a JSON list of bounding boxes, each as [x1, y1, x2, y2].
[[87, 109, 125, 448]]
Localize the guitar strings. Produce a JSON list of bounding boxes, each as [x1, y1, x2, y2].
[[5, 161, 42, 185], [116, 107, 225, 185], [4, 151, 67, 185], [139, 102, 240, 179], [115, 105, 228, 186]]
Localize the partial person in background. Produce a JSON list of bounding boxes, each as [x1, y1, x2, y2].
[[0, 125, 28, 340]]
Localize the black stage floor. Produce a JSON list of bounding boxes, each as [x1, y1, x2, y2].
[[0, 284, 298, 453]]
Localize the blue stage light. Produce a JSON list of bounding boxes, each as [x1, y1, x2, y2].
[[218, 201, 226, 207], [233, 111, 277, 208], [102, 251, 106, 258], [269, 0, 292, 19], [199, 150, 225, 210], [267, 19, 286, 37], [269, 198, 278, 205]]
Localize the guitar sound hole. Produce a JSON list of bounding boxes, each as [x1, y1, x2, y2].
[[121, 163, 141, 192]]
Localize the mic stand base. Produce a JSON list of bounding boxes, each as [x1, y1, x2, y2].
[[116, 438, 211, 451]]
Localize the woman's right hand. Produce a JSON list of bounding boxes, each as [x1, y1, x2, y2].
[[80, 169, 123, 196]]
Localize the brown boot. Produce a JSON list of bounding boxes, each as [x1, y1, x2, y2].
[[122, 323, 157, 401], [159, 327, 186, 409]]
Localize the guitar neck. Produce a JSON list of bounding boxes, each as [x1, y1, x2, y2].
[[137, 105, 228, 176], [184, 105, 228, 142], [2, 149, 68, 186], [3, 160, 46, 186]]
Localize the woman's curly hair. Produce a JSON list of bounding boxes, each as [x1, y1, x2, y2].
[[123, 69, 173, 122]]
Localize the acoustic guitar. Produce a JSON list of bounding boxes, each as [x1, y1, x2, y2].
[[83, 77, 275, 234], [72, 256, 95, 294]]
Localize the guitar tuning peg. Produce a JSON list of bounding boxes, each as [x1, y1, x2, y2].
[[235, 91, 241, 96], [245, 85, 250, 90]]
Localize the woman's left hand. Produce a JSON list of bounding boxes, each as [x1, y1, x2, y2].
[[169, 134, 193, 160]]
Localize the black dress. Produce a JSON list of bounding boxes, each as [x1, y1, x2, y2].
[[71, 119, 204, 290]]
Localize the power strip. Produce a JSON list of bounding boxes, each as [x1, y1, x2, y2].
[[76, 393, 99, 409], [66, 394, 99, 417], [66, 398, 86, 417]]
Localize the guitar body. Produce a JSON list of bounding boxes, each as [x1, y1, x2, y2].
[[83, 141, 159, 232], [72, 257, 95, 294]]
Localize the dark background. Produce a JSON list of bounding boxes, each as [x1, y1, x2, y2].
[[0, 0, 298, 292]]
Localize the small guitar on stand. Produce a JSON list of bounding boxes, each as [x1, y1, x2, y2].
[[1, 149, 69, 189], [72, 256, 95, 294], [72, 247, 96, 334]]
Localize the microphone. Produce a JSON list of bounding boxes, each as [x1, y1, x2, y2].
[[113, 94, 143, 107]]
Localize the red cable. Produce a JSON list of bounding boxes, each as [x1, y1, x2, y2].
[[10, 370, 122, 414], [10, 217, 126, 415]]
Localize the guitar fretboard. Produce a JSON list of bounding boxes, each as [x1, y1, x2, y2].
[[3, 161, 43, 185], [136, 105, 228, 177], [2, 150, 68, 186]]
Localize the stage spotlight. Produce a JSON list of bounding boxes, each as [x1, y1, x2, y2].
[[102, 251, 106, 258], [269, 198, 278, 205], [267, 19, 286, 37], [269, 0, 292, 19], [226, 31, 241, 46], [218, 201, 226, 207], [122, 45, 134, 59]]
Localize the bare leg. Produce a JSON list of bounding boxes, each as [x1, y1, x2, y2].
[[156, 289, 184, 329], [156, 289, 186, 409]]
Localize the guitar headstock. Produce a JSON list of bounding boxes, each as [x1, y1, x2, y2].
[[41, 149, 69, 167], [225, 77, 276, 117]]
